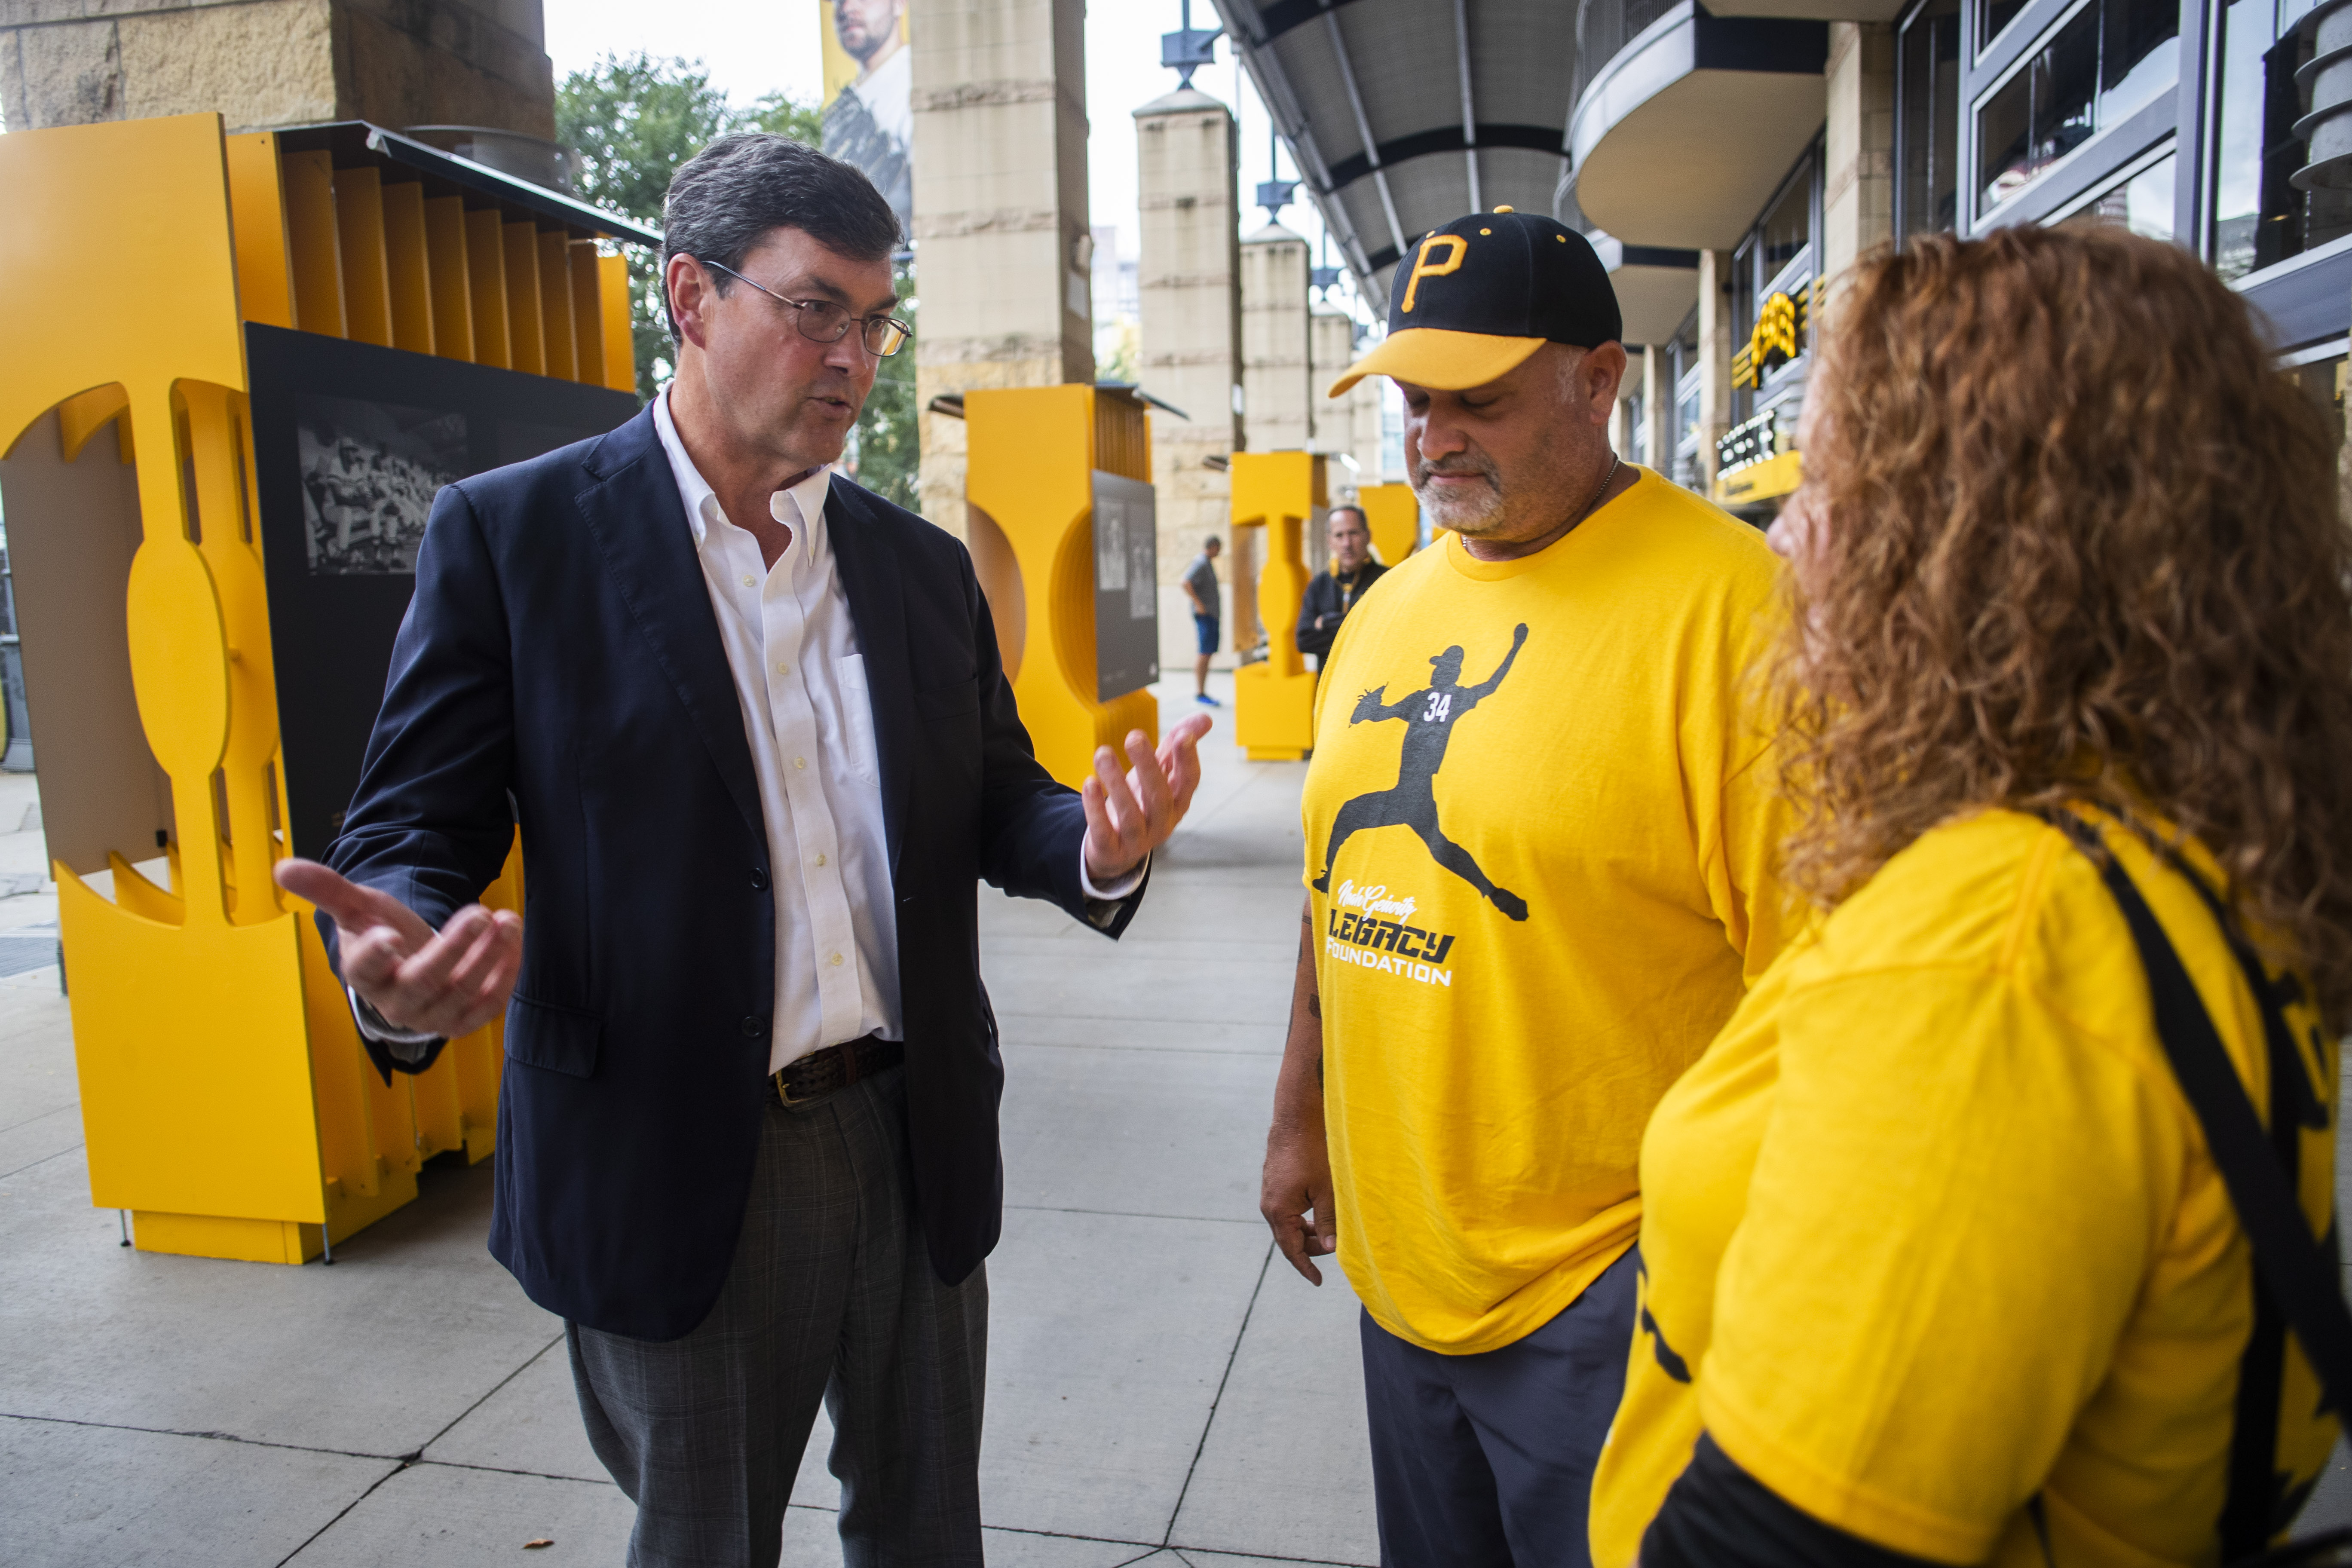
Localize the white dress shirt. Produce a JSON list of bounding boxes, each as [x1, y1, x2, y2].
[[356, 393, 1141, 1067]]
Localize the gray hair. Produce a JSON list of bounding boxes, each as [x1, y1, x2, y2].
[[659, 134, 901, 340]]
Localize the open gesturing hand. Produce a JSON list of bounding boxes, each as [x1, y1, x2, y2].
[[273, 859, 522, 1038], [1080, 712, 1213, 885]]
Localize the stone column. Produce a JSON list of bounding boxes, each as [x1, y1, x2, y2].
[[1240, 221, 1311, 456], [1642, 344, 1669, 476], [910, 0, 1093, 535], [1697, 248, 1736, 494], [1817, 21, 1896, 338], [0, 0, 554, 135], [1133, 85, 1241, 616]]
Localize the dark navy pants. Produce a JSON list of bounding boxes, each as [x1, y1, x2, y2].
[[1359, 1245, 1642, 1568]]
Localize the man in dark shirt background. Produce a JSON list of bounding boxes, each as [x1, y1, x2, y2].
[[1297, 505, 1388, 666], [1185, 536, 1223, 707]]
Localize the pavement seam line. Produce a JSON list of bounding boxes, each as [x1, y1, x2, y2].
[[1160, 1236, 1278, 1547], [0, 1141, 86, 1182], [0, 1409, 417, 1462], [414, 1329, 567, 1457], [272, 1458, 408, 1567]]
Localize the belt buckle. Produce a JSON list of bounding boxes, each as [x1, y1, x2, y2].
[[775, 1070, 804, 1108]]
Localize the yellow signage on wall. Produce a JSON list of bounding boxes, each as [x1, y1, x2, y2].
[[1731, 281, 1810, 389]]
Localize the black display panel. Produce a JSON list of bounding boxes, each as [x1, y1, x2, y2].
[[1091, 470, 1159, 701], [247, 322, 637, 858]]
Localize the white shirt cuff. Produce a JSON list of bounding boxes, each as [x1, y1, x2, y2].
[[349, 985, 441, 1063], [1078, 847, 1147, 903]]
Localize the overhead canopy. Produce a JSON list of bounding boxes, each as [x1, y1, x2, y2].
[[1207, 0, 1577, 305]]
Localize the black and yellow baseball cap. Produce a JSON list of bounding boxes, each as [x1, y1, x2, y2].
[[1327, 207, 1621, 397]]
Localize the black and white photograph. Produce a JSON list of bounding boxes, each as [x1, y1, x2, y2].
[[295, 394, 467, 576]]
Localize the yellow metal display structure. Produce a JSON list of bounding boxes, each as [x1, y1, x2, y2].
[[1230, 451, 1326, 761], [1357, 483, 1421, 568], [963, 385, 1161, 789], [0, 114, 639, 1264]]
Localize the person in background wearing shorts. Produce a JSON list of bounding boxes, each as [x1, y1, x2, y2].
[[1184, 536, 1222, 706]]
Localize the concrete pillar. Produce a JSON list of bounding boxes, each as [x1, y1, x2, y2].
[[1697, 248, 1736, 494], [911, 0, 1093, 536], [0, 0, 554, 135], [1817, 20, 1897, 338], [1308, 309, 1356, 457], [1240, 222, 1311, 456], [1642, 345, 1669, 475], [1133, 85, 1241, 619]]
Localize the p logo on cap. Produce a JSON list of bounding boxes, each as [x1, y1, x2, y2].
[[1402, 234, 1468, 314]]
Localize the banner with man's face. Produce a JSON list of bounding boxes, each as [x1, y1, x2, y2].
[[818, 0, 912, 235]]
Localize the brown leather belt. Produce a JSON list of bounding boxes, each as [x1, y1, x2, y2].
[[773, 1035, 903, 1106]]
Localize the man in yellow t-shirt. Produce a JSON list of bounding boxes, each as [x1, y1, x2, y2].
[[1257, 208, 1799, 1568]]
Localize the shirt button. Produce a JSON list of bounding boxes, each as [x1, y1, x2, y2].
[[740, 1015, 766, 1037], [815, 853, 827, 867], [775, 661, 790, 675], [741, 574, 756, 586], [793, 756, 807, 770], [829, 952, 844, 967], [750, 868, 769, 890]]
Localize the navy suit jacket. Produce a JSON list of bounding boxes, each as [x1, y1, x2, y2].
[[323, 406, 1142, 1340]]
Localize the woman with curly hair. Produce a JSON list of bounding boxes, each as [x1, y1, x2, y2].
[[1588, 225, 2352, 1568]]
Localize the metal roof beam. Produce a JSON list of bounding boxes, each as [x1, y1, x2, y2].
[[1320, 7, 1409, 263], [1455, 0, 1481, 214]]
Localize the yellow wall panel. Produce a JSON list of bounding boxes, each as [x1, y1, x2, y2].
[[597, 251, 634, 393], [570, 244, 605, 391], [1231, 452, 1323, 760], [465, 207, 511, 370], [503, 222, 544, 376], [423, 196, 474, 363], [536, 229, 576, 382], [332, 165, 393, 349], [379, 180, 435, 355], [223, 132, 294, 331], [280, 148, 346, 339]]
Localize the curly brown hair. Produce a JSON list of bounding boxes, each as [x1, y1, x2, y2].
[[1778, 225, 2352, 1017]]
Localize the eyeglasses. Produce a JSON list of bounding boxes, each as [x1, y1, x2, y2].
[[700, 259, 912, 358]]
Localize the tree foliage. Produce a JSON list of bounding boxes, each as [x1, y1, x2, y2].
[[556, 54, 918, 512]]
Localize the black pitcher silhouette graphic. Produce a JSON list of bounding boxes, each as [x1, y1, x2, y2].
[[1313, 624, 1530, 921]]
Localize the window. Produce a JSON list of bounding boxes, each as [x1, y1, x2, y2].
[[1900, 0, 1964, 239], [1623, 387, 1648, 466], [1976, 0, 2179, 213], [1981, 0, 2029, 50], [1731, 151, 1819, 422], [2211, 0, 2352, 280], [1671, 306, 1703, 490], [2057, 149, 2176, 237]]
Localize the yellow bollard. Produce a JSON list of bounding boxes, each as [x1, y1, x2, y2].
[[0, 114, 644, 1262], [1357, 481, 1421, 568], [1230, 451, 1326, 761], [963, 385, 1162, 790]]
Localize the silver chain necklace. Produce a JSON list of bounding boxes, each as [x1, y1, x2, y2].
[[1570, 455, 1622, 532]]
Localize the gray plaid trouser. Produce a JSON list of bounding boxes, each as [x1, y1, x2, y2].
[[566, 1065, 988, 1568]]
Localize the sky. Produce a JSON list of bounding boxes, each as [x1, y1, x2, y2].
[[541, 0, 1374, 321]]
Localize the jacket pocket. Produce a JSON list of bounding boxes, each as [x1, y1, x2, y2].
[[505, 996, 602, 1078]]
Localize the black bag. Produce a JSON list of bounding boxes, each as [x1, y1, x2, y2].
[[2044, 810, 2352, 1565]]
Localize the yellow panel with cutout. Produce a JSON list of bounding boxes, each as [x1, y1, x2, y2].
[[1231, 452, 1326, 761]]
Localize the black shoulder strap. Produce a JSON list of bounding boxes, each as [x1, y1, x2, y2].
[[2040, 811, 2352, 1556]]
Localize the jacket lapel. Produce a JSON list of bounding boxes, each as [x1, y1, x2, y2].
[[573, 409, 765, 839], [824, 482, 914, 875]]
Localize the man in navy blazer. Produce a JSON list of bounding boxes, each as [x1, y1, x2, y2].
[[276, 135, 1210, 1567]]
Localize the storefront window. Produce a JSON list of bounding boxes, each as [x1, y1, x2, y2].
[[2211, 0, 2352, 280], [1901, 0, 1964, 239], [1731, 151, 1819, 424], [1623, 386, 1647, 466], [2058, 149, 2176, 236], [1977, 0, 2179, 213]]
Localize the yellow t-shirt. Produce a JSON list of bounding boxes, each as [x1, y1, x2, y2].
[[1589, 808, 2341, 1567], [1302, 465, 1799, 1355]]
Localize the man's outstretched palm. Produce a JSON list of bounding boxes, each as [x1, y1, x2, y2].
[[274, 860, 522, 1038]]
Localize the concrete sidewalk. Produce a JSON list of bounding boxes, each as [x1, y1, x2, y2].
[[0, 671, 1379, 1568]]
